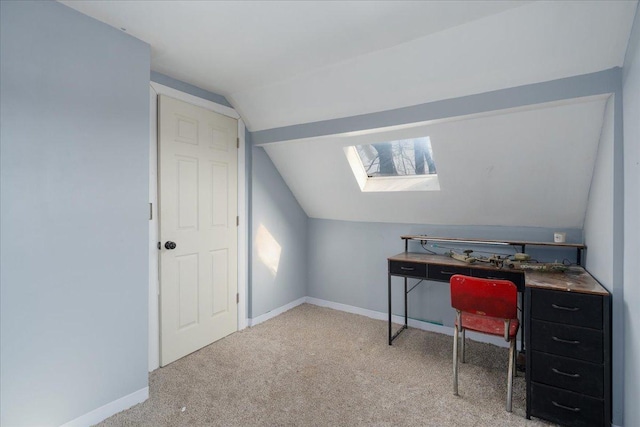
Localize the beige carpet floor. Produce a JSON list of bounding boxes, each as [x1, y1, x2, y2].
[[98, 304, 554, 426]]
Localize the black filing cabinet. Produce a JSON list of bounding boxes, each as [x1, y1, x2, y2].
[[526, 287, 611, 427]]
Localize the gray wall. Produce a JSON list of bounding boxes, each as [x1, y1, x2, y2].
[[0, 2, 150, 426], [623, 5, 640, 427], [250, 146, 308, 318]]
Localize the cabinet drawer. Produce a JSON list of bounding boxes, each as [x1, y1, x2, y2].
[[531, 320, 603, 363], [531, 351, 603, 398], [389, 261, 426, 278], [531, 288, 602, 329], [530, 383, 604, 427], [427, 265, 470, 282], [470, 269, 524, 292]]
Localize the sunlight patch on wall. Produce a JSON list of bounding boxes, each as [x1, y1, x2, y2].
[[256, 224, 282, 276]]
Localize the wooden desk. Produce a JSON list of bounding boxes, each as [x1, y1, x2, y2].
[[386, 252, 611, 427], [387, 252, 525, 345]]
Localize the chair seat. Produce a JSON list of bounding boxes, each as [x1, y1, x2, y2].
[[456, 313, 519, 338]]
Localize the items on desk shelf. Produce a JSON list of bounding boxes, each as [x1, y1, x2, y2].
[[446, 249, 529, 269], [403, 235, 586, 266], [447, 249, 476, 263], [553, 231, 567, 243]]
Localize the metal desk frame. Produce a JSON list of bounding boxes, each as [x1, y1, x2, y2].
[[387, 236, 586, 346]]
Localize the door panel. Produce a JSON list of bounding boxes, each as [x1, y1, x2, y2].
[[159, 95, 238, 366]]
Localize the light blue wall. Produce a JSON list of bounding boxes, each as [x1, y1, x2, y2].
[[308, 220, 581, 327], [578, 92, 627, 424], [623, 5, 640, 427], [151, 71, 233, 108], [250, 146, 308, 318], [0, 2, 150, 426], [584, 96, 614, 287], [255, 67, 626, 424]]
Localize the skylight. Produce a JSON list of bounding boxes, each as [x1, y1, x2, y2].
[[345, 137, 440, 192], [355, 137, 436, 177]]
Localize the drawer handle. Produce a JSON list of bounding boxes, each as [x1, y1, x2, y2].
[[440, 271, 457, 275], [551, 303, 580, 312], [552, 368, 581, 378], [552, 336, 581, 345], [400, 267, 415, 271], [551, 401, 581, 413]]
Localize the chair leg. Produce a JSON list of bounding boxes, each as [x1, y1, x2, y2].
[[461, 328, 466, 363], [453, 325, 459, 396], [506, 338, 515, 412]]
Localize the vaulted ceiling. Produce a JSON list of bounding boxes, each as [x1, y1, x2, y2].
[[61, 1, 636, 131], [61, 1, 637, 228], [262, 96, 610, 227]]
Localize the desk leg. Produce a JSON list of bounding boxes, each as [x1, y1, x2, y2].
[[388, 273, 392, 345], [517, 292, 526, 373], [388, 274, 408, 345], [520, 292, 525, 353], [404, 277, 408, 328]]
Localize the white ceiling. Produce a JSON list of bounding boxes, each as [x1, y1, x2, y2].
[[60, 0, 637, 131], [59, 1, 632, 229], [263, 96, 610, 227]]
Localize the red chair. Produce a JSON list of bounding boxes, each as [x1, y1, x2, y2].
[[450, 274, 519, 412]]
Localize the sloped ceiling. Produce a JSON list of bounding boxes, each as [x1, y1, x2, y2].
[[262, 96, 610, 227], [60, 1, 636, 131], [59, 1, 631, 229]]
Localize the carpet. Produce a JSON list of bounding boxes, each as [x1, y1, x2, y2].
[[98, 304, 553, 426]]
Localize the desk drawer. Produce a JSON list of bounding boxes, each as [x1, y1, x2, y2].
[[531, 351, 603, 398], [531, 288, 602, 329], [427, 265, 470, 282], [531, 320, 603, 363], [389, 261, 426, 278], [530, 383, 604, 427], [470, 269, 524, 292]]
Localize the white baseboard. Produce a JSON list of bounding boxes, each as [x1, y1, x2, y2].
[[60, 387, 148, 427], [305, 297, 513, 349], [248, 297, 307, 327], [248, 296, 516, 349], [306, 297, 389, 321]]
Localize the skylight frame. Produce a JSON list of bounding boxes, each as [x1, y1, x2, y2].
[[344, 137, 440, 193]]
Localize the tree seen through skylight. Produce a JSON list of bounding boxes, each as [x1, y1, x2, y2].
[[355, 137, 436, 177]]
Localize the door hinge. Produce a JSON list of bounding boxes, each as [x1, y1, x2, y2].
[[149, 203, 153, 220], [236, 216, 239, 226], [237, 137, 239, 148], [236, 293, 239, 304]]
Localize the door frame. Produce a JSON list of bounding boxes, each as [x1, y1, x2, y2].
[[148, 82, 247, 371]]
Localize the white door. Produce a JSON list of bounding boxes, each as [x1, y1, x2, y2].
[[158, 95, 238, 366]]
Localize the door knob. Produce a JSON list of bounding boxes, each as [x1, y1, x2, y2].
[[164, 241, 177, 250]]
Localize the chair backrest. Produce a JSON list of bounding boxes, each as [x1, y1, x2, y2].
[[450, 274, 518, 320]]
